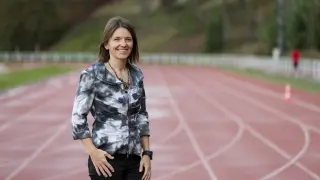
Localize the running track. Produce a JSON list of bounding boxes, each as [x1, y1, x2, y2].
[[1, 64, 320, 180]]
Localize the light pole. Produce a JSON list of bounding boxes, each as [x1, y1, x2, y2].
[[277, 0, 284, 55]]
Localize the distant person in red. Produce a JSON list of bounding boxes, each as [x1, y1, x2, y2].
[[291, 49, 300, 71]]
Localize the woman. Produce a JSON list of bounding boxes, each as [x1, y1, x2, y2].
[[71, 16, 152, 180]]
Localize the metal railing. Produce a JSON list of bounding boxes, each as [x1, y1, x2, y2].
[[0, 51, 319, 82]]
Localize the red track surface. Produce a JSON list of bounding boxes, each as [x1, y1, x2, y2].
[[1, 64, 320, 180]]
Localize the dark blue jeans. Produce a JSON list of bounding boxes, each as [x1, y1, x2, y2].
[[88, 153, 143, 180]]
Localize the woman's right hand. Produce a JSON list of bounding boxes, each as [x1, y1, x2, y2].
[[90, 148, 115, 177]]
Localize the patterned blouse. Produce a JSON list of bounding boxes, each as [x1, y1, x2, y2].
[[71, 61, 150, 156]]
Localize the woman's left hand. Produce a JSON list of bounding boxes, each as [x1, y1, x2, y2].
[[139, 155, 151, 180]]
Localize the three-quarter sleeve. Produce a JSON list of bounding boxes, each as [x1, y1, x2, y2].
[[71, 70, 95, 140], [136, 80, 150, 137]]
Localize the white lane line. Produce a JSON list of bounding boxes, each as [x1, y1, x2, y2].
[[1, 128, 55, 146], [4, 122, 69, 180], [39, 168, 86, 180], [213, 70, 320, 113], [0, 71, 79, 134], [219, 71, 320, 134], [200, 73, 318, 179], [153, 67, 244, 180], [153, 106, 244, 180], [177, 69, 318, 179], [158, 68, 219, 180], [157, 123, 183, 144], [35, 68, 184, 180]]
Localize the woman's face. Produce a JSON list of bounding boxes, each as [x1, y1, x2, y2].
[[105, 27, 133, 61]]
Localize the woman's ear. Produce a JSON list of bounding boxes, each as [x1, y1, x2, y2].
[[104, 44, 109, 50]]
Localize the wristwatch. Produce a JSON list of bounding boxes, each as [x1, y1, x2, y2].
[[142, 150, 153, 160]]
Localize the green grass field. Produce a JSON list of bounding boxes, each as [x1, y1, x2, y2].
[[0, 65, 77, 91], [221, 67, 320, 93]]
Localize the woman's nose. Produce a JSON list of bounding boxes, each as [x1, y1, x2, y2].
[[120, 39, 127, 46]]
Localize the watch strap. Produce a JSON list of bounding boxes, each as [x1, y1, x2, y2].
[[142, 150, 153, 160]]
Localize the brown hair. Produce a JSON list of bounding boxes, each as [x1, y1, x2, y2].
[[98, 16, 139, 64]]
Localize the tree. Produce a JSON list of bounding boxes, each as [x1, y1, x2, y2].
[[205, 9, 224, 53], [262, 0, 320, 52], [0, 0, 64, 51], [140, 0, 152, 15], [161, 0, 176, 10]]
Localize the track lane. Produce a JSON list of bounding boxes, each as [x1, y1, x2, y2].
[[1, 64, 320, 180], [164, 65, 318, 179]]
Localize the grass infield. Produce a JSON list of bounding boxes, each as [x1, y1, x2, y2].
[[0, 64, 77, 91]]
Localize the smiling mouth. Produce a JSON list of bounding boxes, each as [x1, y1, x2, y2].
[[117, 49, 129, 53]]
